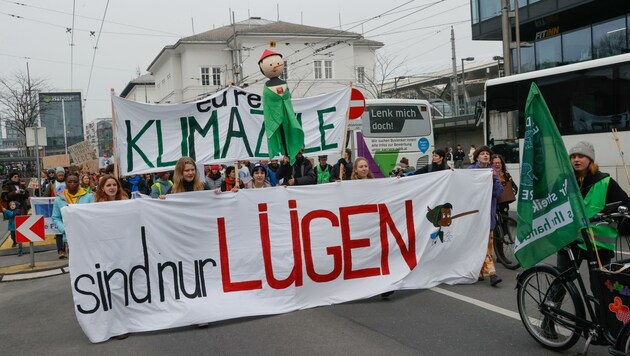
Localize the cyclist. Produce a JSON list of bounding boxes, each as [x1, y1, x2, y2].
[[558, 141, 630, 274], [541, 141, 630, 340]]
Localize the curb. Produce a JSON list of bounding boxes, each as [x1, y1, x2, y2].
[[0, 266, 68, 282]]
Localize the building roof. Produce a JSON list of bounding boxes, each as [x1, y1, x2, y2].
[[147, 17, 383, 71], [120, 73, 155, 98]]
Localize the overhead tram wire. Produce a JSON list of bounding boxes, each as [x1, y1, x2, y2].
[[240, 0, 438, 85], [282, 0, 445, 75], [83, 0, 110, 111], [0, 11, 181, 38], [240, 0, 423, 83], [0, 0, 184, 37]]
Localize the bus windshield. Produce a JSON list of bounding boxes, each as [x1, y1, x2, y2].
[[350, 99, 434, 178]]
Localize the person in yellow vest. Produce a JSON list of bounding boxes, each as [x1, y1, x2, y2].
[[543, 142, 630, 340], [150, 171, 173, 199], [557, 141, 630, 272], [315, 155, 332, 184]]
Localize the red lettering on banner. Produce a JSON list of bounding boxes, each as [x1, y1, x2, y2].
[[259, 203, 303, 289], [339, 204, 381, 280], [218, 217, 263, 292], [301, 209, 342, 282], [379, 200, 417, 274]]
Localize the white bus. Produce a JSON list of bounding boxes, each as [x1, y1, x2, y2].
[[484, 53, 630, 193], [348, 99, 435, 177]]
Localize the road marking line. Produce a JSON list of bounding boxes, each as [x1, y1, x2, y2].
[[1, 268, 64, 281], [431, 287, 521, 321]]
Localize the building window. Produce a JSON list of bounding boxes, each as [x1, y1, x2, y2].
[[356, 66, 365, 83], [314, 61, 322, 79], [283, 60, 289, 80], [478, 0, 501, 22], [536, 35, 561, 70], [562, 27, 592, 64], [592, 17, 627, 59], [201, 67, 210, 86], [324, 60, 333, 79], [212, 67, 221, 86]]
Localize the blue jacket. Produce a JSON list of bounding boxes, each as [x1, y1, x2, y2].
[[469, 162, 504, 230], [52, 190, 94, 241], [3, 209, 19, 231]]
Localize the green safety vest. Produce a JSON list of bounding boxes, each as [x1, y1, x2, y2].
[[316, 165, 330, 184], [578, 176, 618, 251], [152, 180, 173, 195]]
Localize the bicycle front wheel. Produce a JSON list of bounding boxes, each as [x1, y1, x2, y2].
[[516, 265, 584, 351], [498, 216, 520, 270]]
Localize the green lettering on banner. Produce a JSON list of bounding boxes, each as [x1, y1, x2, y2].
[[318, 107, 338, 151], [222, 107, 253, 158], [251, 109, 268, 156], [156, 120, 180, 167], [300, 113, 319, 154], [187, 113, 220, 160], [126, 120, 156, 172]]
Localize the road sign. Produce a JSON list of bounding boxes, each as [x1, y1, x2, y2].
[[349, 88, 366, 120], [16, 215, 45, 243]]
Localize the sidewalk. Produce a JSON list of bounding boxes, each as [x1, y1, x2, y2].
[[0, 219, 67, 282]]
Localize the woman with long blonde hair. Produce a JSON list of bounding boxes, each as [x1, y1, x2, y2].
[[170, 157, 209, 193]]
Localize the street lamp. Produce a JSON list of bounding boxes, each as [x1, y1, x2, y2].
[[393, 76, 407, 98], [460, 57, 474, 115]]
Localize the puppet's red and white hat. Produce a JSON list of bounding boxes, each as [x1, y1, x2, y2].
[[258, 49, 282, 64]]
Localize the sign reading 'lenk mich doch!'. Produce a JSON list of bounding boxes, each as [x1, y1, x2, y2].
[[112, 87, 351, 175]]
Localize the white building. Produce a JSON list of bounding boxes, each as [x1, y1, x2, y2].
[[122, 17, 383, 103]]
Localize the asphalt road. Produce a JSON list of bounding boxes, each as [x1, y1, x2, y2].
[[0, 262, 613, 356]]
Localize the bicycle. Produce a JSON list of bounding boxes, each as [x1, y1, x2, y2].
[[516, 204, 630, 355], [493, 210, 520, 269]]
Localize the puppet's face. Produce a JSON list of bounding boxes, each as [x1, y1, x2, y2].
[[259, 54, 284, 79]]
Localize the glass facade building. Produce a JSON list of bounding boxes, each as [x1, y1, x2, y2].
[[38, 92, 85, 156], [471, 0, 630, 73]]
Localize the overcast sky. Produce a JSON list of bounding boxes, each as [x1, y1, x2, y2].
[[1, 0, 501, 122]]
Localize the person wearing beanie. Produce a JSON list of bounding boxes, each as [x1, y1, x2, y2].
[[205, 165, 224, 191], [557, 141, 630, 281], [1, 171, 30, 214], [468, 145, 504, 286]]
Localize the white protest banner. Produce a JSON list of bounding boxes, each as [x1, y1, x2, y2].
[[29, 197, 60, 234], [113, 87, 351, 176], [64, 170, 492, 343], [68, 140, 97, 165]]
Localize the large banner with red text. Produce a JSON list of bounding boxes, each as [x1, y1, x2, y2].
[[63, 170, 492, 343]]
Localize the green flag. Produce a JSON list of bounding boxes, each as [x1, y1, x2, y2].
[[262, 85, 305, 165], [514, 83, 588, 269]]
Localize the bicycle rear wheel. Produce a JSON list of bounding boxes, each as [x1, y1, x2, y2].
[[498, 216, 520, 269], [516, 265, 584, 351]]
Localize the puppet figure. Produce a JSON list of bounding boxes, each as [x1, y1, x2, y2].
[[259, 49, 304, 165]]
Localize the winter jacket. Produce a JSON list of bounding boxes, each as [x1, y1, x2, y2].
[[52, 189, 94, 242], [469, 162, 503, 230]]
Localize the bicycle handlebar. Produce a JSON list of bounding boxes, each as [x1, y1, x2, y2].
[[589, 206, 630, 223]]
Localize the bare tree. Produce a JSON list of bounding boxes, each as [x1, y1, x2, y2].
[[0, 71, 48, 155], [358, 51, 408, 99]]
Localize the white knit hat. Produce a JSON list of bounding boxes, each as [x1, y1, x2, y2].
[[569, 141, 595, 161]]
